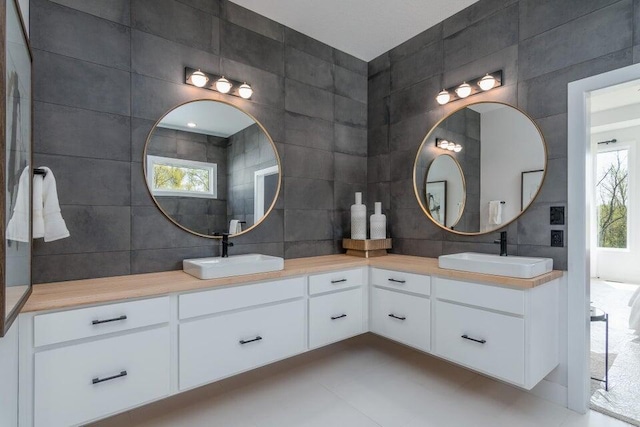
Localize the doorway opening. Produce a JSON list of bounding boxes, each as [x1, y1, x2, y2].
[[587, 79, 640, 425]]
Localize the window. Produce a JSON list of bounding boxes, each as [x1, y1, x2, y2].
[[147, 155, 217, 198], [596, 148, 628, 249]]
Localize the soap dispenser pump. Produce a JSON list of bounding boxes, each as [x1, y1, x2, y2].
[[350, 192, 367, 240], [370, 202, 386, 239]]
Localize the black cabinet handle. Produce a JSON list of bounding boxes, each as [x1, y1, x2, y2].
[[461, 334, 486, 344], [331, 314, 347, 320], [331, 279, 347, 284], [92, 370, 127, 385], [239, 336, 263, 345], [388, 278, 406, 284], [388, 314, 406, 321], [92, 315, 127, 325]]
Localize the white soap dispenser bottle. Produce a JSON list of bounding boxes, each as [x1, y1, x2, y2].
[[370, 202, 386, 239], [350, 192, 367, 240]]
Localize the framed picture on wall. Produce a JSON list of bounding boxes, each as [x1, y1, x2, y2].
[[521, 169, 544, 210], [426, 180, 447, 227]]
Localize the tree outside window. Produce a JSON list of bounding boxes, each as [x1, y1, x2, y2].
[[596, 149, 628, 249]]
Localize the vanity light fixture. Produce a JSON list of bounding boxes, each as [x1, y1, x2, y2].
[[187, 122, 197, 128], [435, 70, 503, 105], [436, 138, 462, 152], [184, 67, 253, 99]]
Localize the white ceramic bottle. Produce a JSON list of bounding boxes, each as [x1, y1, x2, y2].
[[370, 202, 386, 239], [350, 192, 367, 240]]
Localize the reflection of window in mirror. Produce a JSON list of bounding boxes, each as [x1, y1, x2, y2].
[[147, 155, 217, 198]]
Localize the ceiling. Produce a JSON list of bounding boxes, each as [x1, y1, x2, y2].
[[229, 0, 478, 61], [159, 101, 255, 137]]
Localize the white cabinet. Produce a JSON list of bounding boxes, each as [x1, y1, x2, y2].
[[371, 268, 430, 296], [34, 327, 170, 427], [371, 286, 431, 352], [309, 287, 364, 348], [179, 299, 305, 390], [308, 268, 364, 295]]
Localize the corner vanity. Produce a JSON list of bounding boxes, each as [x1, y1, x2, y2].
[[17, 254, 562, 427]]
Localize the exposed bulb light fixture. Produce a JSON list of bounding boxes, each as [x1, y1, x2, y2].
[[190, 69, 208, 88], [238, 83, 253, 99], [434, 70, 503, 105], [478, 74, 496, 91], [436, 138, 462, 152], [215, 76, 232, 94], [455, 82, 472, 99], [436, 90, 451, 105], [437, 139, 449, 149], [453, 144, 462, 152], [187, 122, 197, 128]]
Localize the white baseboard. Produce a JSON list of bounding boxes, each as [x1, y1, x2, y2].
[[529, 379, 569, 409]]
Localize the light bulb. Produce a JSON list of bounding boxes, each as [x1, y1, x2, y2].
[[436, 89, 451, 105], [447, 144, 455, 151], [453, 144, 462, 152], [238, 83, 253, 99], [455, 82, 472, 98], [438, 139, 449, 149], [215, 76, 232, 94], [190, 70, 208, 88], [478, 74, 496, 91], [187, 122, 197, 128]]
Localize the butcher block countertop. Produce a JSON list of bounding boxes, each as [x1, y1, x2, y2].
[[22, 254, 563, 313]]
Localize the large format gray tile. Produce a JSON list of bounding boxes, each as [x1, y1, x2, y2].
[[131, 206, 209, 250], [517, 202, 565, 247], [390, 150, 418, 182], [48, 0, 130, 25], [536, 114, 567, 159], [368, 125, 388, 157], [533, 157, 568, 204], [132, 30, 221, 85], [442, 44, 518, 90], [284, 27, 333, 63], [520, 0, 622, 41], [284, 240, 336, 258], [229, 210, 284, 245], [284, 112, 334, 152], [176, 0, 219, 15], [518, 1, 633, 81], [335, 153, 367, 184], [32, 252, 131, 283], [34, 102, 131, 162], [334, 50, 367, 76], [335, 124, 367, 156], [34, 154, 130, 206], [284, 210, 334, 241], [390, 179, 419, 210], [391, 41, 443, 92], [33, 206, 131, 255], [220, 21, 284, 75], [284, 177, 334, 210], [368, 95, 389, 129], [367, 154, 390, 184], [131, 245, 215, 274], [132, 0, 217, 53], [221, 1, 282, 41], [368, 69, 390, 103], [34, 50, 130, 116], [31, 0, 131, 71], [443, 4, 519, 71], [389, 24, 442, 62], [392, 238, 444, 258], [389, 110, 442, 152], [131, 162, 153, 206], [284, 145, 334, 181], [221, 58, 284, 109], [285, 46, 334, 91], [285, 79, 334, 121], [443, 0, 517, 38], [389, 75, 440, 124], [368, 52, 390, 77], [335, 95, 366, 127], [389, 207, 443, 240], [335, 66, 367, 104]]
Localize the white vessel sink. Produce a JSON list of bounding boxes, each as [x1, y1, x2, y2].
[[183, 254, 284, 280], [438, 252, 553, 279]]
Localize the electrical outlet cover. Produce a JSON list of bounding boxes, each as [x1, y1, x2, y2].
[[550, 206, 565, 225], [551, 230, 564, 247]]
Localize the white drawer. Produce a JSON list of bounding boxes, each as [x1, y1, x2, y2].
[[34, 327, 170, 427], [435, 300, 525, 385], [179, 277, 305, 320], [371, 268, 431, 296], [34, 297, 170, 347], [308, 268, 364, 295], [435, 277, 525, 315], [309, 288, 364, 348], [179, 299, 305, 390], [371, 287, 430, 352]]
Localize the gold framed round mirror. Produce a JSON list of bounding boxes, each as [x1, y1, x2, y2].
[[413, 101, 547, 235], [143, 99, 281, 239]]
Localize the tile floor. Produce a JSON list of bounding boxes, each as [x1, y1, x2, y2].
[[90, 334, 632, 427]]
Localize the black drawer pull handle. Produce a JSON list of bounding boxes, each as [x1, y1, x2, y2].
[[331, 279, 347, 284], [92, 315, 127, 325], [92, 370, 127, 385], [461, 334, 486, 344], [239, 336, 263, 345], [388, 278, 406, 284], [331, 314, 347, 320], [388, 314, 406, 321]]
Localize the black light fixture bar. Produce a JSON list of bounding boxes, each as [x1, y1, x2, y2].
[[597, 139, 617, 145], [441, 70, 503, 103], [184, 67, 251, 98]]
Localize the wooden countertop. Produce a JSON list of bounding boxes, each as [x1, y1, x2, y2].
[[22, 254, 563, 313]]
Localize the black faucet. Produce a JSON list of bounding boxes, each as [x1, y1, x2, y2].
[[494, 231, 507, 256], [220, 233, 234, 258]]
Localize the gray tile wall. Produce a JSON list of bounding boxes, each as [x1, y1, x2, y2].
[[31, 0, 367, 282], [368, 0, 640, 269]]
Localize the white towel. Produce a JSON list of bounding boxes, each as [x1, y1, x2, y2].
[[229, 219, 241, 234], [489, 201, 503, 225], [33, 167, 70, 242], [6, 166, 30, 242]]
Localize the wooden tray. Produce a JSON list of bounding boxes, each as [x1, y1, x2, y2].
[[342, 238, 392, 258]]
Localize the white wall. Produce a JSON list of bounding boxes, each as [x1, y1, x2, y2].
[[0, 322, 20, 427], [426, 154, 465, 227], [480, 107, 545, 231]]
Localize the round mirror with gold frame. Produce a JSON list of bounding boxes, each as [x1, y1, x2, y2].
[[413, 101, 547, 235], [143, 99, 281, 239]]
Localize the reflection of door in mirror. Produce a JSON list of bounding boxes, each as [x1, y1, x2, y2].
[[521, 170, 544, 210], [254, 166, 279, 220], [426, 181, 447, 226]]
